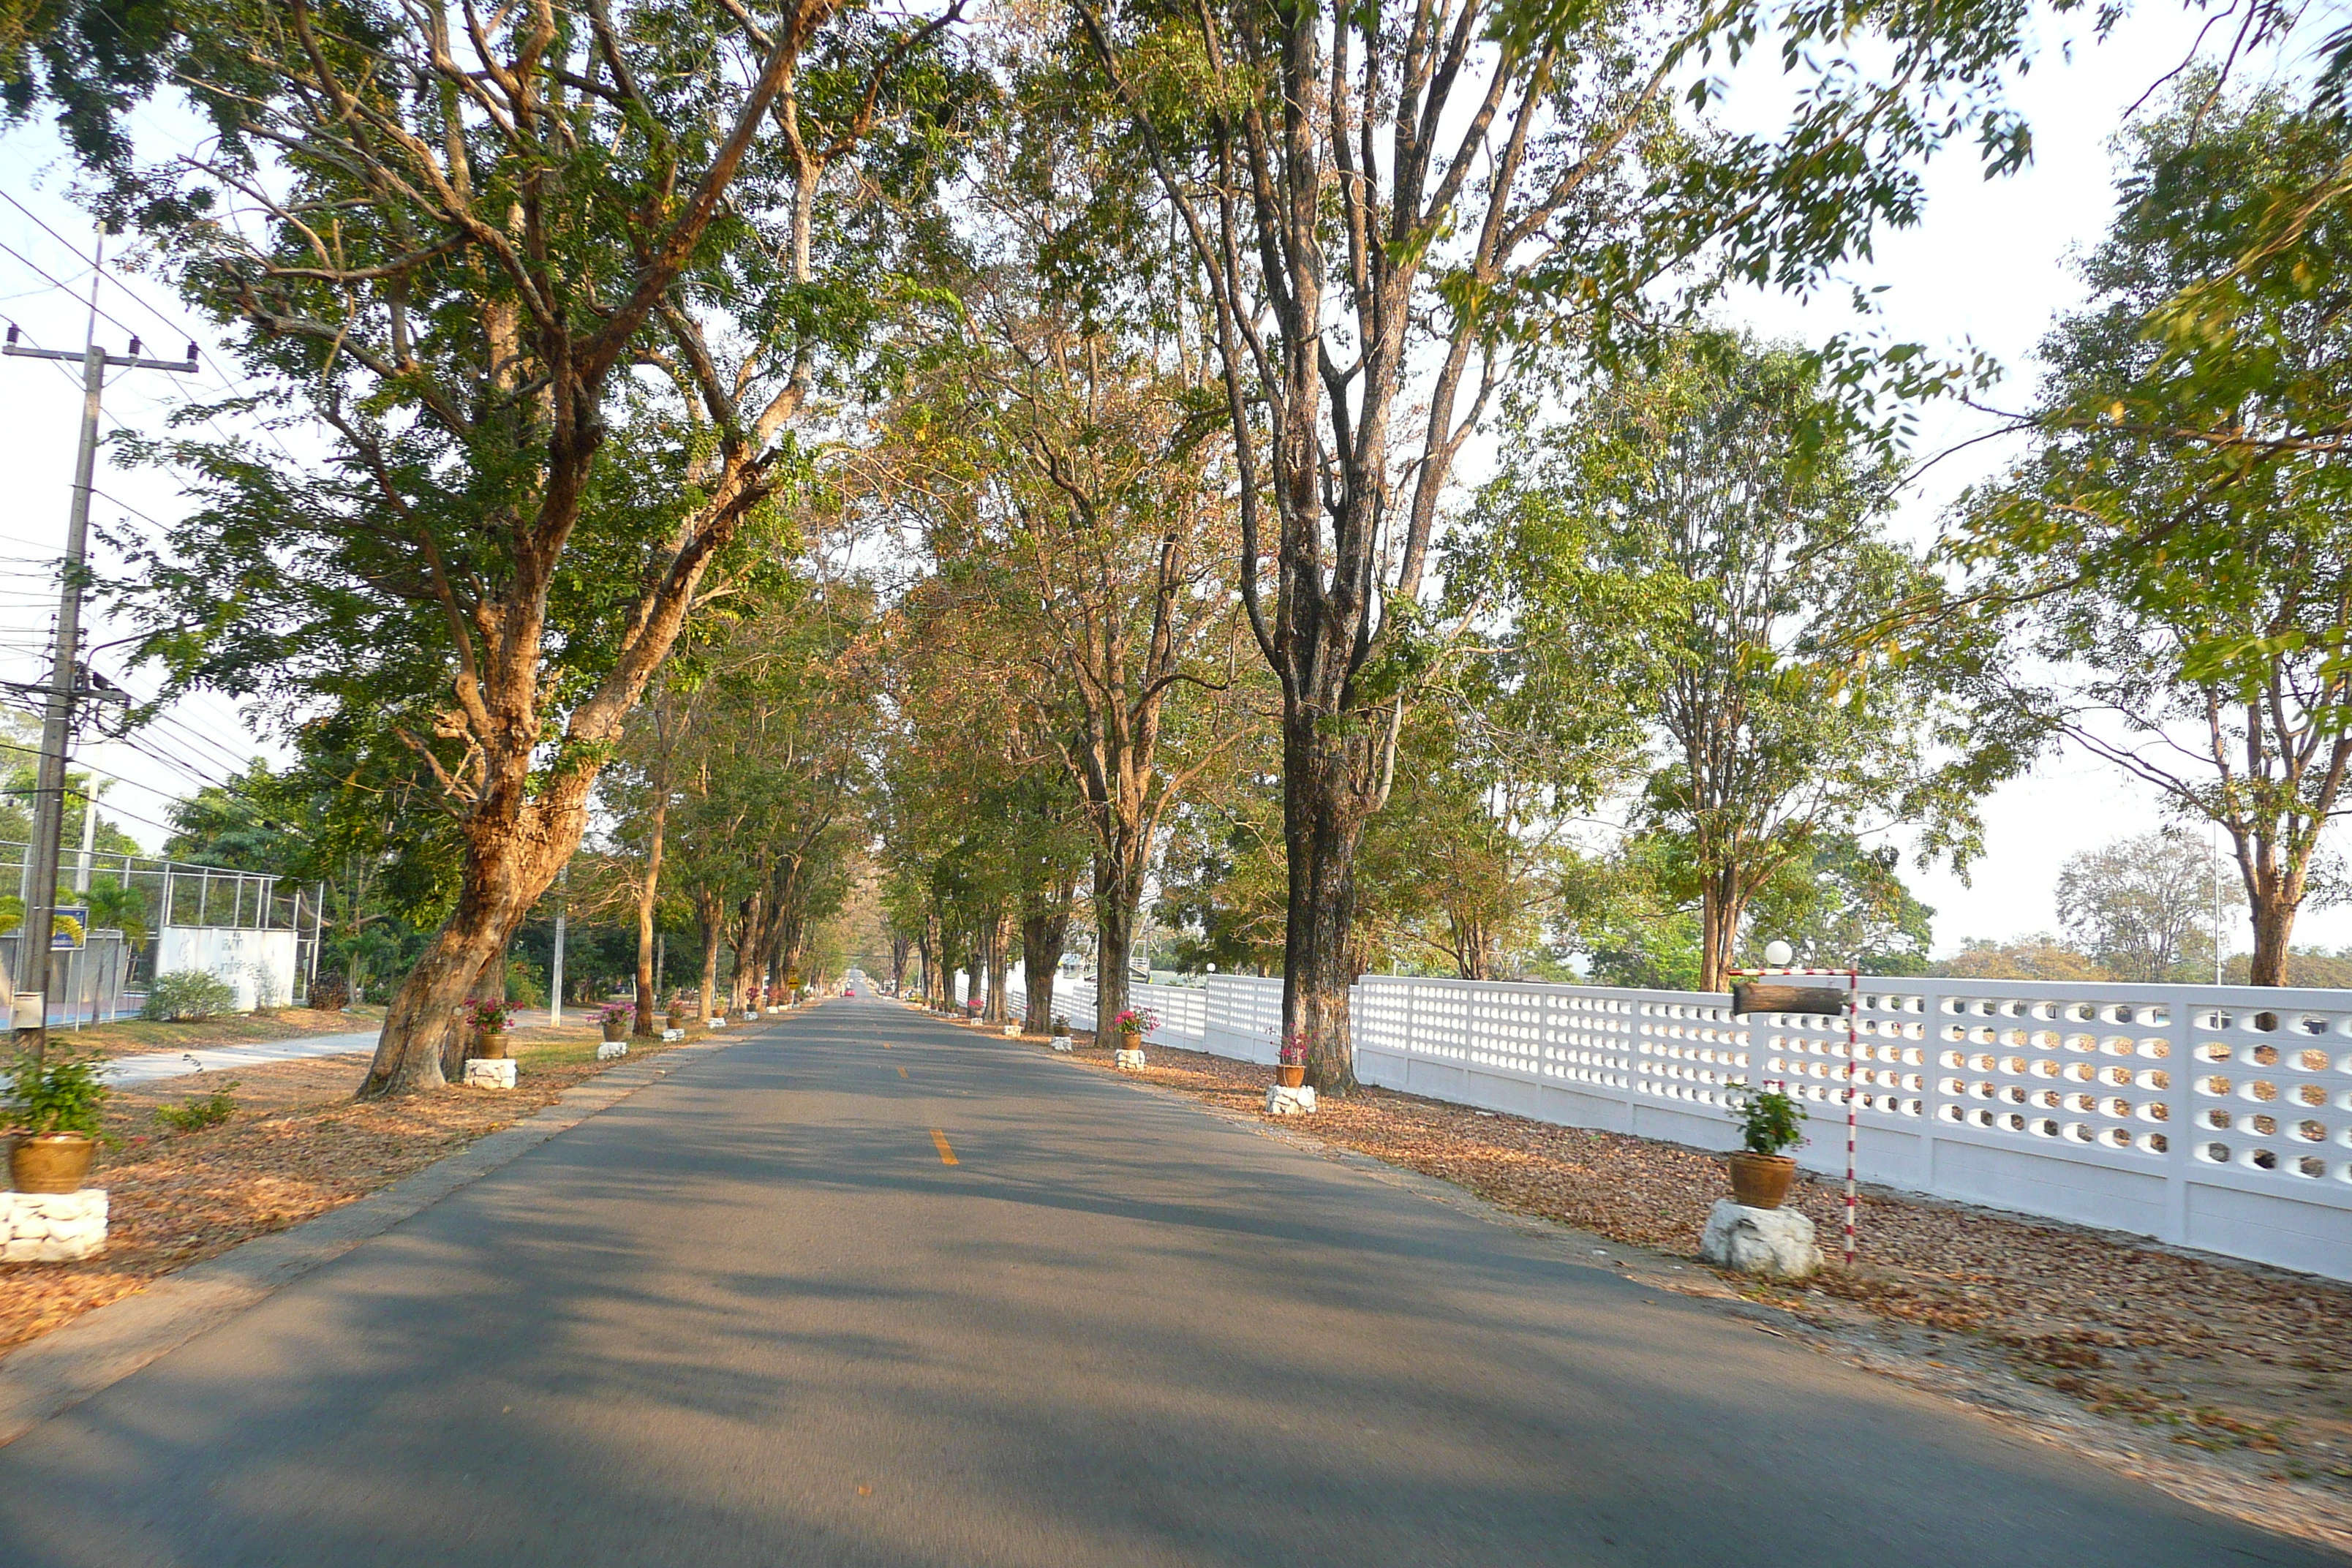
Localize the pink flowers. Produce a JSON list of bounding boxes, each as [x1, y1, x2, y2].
[[1279, 1031, 1308, 1066], [1115, 1009, 1156, 1037], [465, 999, 518, 1033]]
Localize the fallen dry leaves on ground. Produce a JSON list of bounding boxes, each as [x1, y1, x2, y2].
[[0, 1022, 698, 1358], [1007, 1024, 2352, 1534]]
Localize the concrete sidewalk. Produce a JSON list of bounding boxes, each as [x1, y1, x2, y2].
[[99, 1030, 380, 1085]]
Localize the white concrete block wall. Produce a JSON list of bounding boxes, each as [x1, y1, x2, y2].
[[994, 964, 2351, 1281]]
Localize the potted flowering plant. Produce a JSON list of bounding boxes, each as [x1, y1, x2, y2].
[[1112, 1008, 1154, 1068], [1723, 1080, 1808, 1210], [598, 1002, 632, 1043], [467, 998, 519, 1060], [5, 1044, 110, 1193], [1277, 1032, 1308, 1089]]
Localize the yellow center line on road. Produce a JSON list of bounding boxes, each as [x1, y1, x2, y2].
[[930, 1129, 959, 1166]]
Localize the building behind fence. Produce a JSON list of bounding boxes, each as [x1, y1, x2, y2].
[[964, 964, 2352, 1284], [0, 839, 324, 1026]]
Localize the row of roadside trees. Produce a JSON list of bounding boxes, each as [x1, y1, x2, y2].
[[7, 2, 2348, 1096]]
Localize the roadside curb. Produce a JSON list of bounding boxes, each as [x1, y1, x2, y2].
[[0, 1029, 761, 1447]]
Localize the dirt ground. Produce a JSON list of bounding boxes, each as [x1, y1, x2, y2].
[[970, 1017, 2352, 1554], [0, 1017, 705, 1359]]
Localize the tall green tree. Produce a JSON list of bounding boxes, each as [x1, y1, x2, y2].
[[98, 0, 968, 1090], [1480, 335, 2007, 991], [1068, 0, 2055, 1085], [1950, 82, 2352, 984]]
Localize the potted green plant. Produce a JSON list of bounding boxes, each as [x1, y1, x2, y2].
[[1277, 1032, 1308, 1089], [6, 1045, 110, 1193], [1724, 1080, 1809, 1210], [468, 998, 519, 1060], [598, 1002, 631, 1043]]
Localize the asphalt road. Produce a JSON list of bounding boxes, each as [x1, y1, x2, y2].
[[0, 996, 2336, 1567]]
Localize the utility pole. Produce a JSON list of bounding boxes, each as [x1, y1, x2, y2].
[[4, 225, 197, 1062], [73, 766, 100, 894]]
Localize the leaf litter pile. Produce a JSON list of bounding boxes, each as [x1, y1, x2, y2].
[[0, 1025, 690, 1360], [1032, 1027, 2352, 1548]]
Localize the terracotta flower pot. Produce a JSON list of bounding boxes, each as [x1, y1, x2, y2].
[[11, 1132, 97, 1194], [601, 1018, 628, 1043], [1277, 1063, 1306, 1088], [1727, 1151, 1797, 1210]]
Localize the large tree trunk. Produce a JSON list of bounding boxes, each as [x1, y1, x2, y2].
[[2247, 883, 2297, 986], [1699, 867, 1739, 995], [633, 794, 668, 1036], [1019, 905, 1070, 1034], [1281, 723, 1369, 1093], [730, 886, 769, 1011], [889, 933, 910, 995], [363, 799, 571, 1097], [696, 889, 723, 1021], [985, 911, 1011, 1023], [1093, 853, 1137, 1039]]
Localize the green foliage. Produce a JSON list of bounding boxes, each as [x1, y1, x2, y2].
[[141, 969, 238, 1022], [1935, 935, 2109, 983], [4, 1044, 110, 1137], [1480, 332, 2010, 985], [1943, 79, 2352, 979], [1725, 1081, 1808, 1157], [154, 1081, 241, 1134]]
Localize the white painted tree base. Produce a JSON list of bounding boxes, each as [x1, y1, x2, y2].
[[462, 1058, 517, 1090], [1264, 1085, 1317, 1116], [598, 1041, 627, 1060], [1113, 1048, 1147, 1070], [1698, 1199, 1821, 1279], [0, 1188, 106, 1262]]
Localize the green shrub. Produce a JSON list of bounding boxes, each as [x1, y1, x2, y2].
[[141, 970, 240, 1022], [5, 1045, 110, 1137], [1725, 1080, 1809, 1156], [155, 1081, 240, 1133]]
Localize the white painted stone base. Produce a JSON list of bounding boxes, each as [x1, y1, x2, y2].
[[660, 1028, 684, 1042], [462, 1058, 517, 1090], [598, 1041, 627, 1060], [707, 1016, 726, 1028], [1264, 1084, 1318, 1116], [1052, 1036, 1074, 1053], [1113, 1047, 1147, 1070], [1003, 1023, 1020, 1038], [0, 1188, 106, 1262], [1698, 1199, 1821, 1280]]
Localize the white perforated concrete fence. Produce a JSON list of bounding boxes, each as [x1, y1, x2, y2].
[[970, 966, 2352, 1281]]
